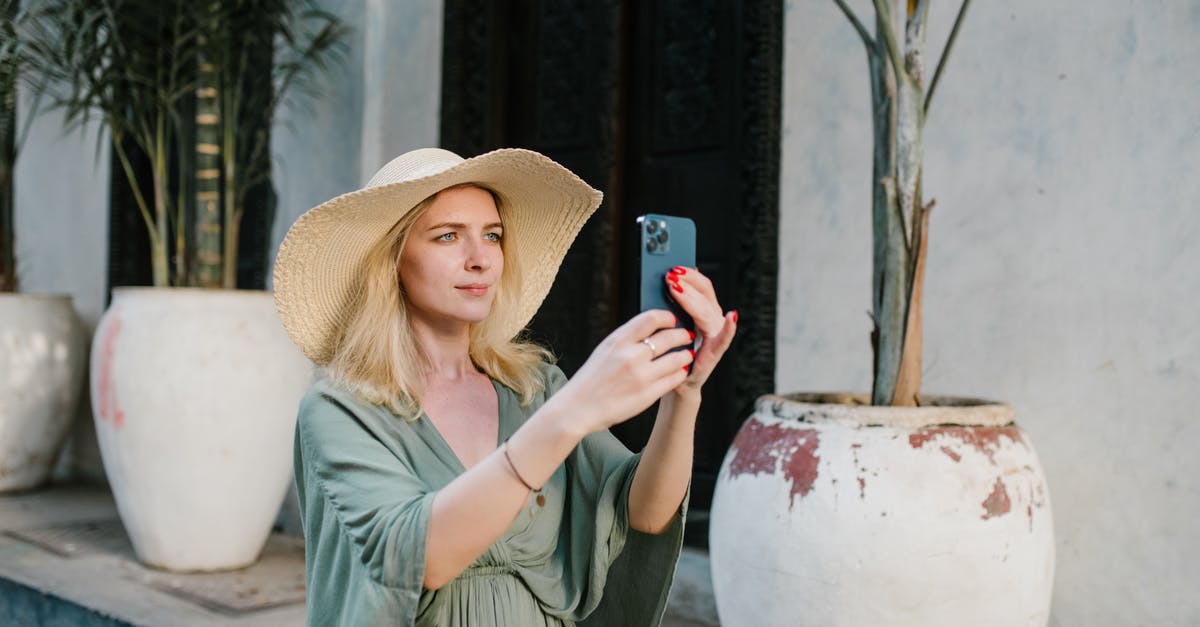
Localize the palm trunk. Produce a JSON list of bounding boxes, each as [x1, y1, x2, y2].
[[839, 0, 966, 406], [194, 57, 223, 287], [0, 161, 14, 292], [869, 8, 912, 406], [151, 115, 171, 287]]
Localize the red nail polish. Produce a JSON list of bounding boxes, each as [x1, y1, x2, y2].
[[667, 272, 678, 282], [687, 330, 695, 341], [732, 310, 739, 323], [671, 283, 683, 293], [683, 366, 690, 373], [688, 348, 695, 358], [672, 266, 687, 275]]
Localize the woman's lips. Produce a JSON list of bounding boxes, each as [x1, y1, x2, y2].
[[456, 284, 490, 296]]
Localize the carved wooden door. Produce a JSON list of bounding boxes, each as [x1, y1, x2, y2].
[[441, 0, 781, 546]]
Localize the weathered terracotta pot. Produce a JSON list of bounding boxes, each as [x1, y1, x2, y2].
[[0, 294, 88, 491], [710, 393, 1055, 627], [90, 288, 313, 571]]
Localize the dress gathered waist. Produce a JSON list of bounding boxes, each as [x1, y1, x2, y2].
[[459, 564, 518, 578]]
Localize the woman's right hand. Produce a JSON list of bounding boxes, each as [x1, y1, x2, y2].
[[552, 309, 695, 433]]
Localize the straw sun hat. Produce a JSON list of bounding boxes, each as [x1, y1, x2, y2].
[[273, 147, 603, 366]]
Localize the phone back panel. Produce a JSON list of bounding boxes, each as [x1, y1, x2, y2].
[[637, 214, 696, 332]]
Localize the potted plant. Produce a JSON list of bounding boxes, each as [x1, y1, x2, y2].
[[708, 2, 1055, 625], [0, 0, 88, 493], [21, 0, 346, 571]]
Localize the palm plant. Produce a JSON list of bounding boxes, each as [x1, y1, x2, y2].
[[832, 0, 972, 405], [192, 0, 346, 288], [22, 0, 344, 288]]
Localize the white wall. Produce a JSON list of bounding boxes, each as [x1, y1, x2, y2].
[[14, 98, 111, 482], [269, 0, 444, 286], [780, 1, 1199, 625]]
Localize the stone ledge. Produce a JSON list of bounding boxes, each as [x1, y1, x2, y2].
[[0, 484, 719, 626]]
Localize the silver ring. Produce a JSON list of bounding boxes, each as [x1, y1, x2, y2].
[[640, 338, 658, 357]]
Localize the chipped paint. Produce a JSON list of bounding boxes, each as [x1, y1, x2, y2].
[[908, 426, 1025, 462], [939, 446, 962, 462], [97, 316, 125, 429], [981, 477, 1012, 519], [728, 418, 820, 508]]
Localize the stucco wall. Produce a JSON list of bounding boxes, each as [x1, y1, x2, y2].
[[779, 2, 1199, 625], [269, 0, 444, 285]]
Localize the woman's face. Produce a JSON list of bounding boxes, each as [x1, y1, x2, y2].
[[398, 186, 504, 329]]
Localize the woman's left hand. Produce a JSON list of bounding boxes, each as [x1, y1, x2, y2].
[[664, 266, 737, 394]]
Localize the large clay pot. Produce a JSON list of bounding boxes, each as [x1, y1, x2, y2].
[[90, 288, 313, 572], [0, 293, 88, 491], [710, 393, 1055, 627]]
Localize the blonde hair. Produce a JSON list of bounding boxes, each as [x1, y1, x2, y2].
[[323, 183, 554, 420]]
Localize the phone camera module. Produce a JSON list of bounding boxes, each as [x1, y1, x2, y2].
[[646, 221, 658, 234], [646, 238, 659, 253], [657, 230, 669, 244]]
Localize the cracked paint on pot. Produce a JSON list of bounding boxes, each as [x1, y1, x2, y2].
[[727, 417, 820, 508], [96, 314, 125, 429], [908, 425, 1026, 463], [711, 396, 1055, 627], [982, 477, 1013, 519]]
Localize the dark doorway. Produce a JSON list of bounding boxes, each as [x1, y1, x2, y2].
[[442, 0, 781, 547]]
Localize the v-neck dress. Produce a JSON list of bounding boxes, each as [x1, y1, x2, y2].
[[293, 361, 687, 626]]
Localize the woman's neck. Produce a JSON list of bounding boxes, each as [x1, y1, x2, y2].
[[409, 316, 478, 381]]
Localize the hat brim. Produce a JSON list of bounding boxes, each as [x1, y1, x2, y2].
[[273, 148, 603, 365]]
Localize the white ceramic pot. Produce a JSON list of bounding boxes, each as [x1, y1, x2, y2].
[[710, 393, 1055, 627], [0, 294, 88, 492], [90, 288, 314, 572]]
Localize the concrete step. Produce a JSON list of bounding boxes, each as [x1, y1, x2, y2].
[[0, 483, 719, 626]]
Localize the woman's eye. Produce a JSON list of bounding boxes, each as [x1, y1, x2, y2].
[[436, 232, 456, 242], [486, 232, 503, 242]]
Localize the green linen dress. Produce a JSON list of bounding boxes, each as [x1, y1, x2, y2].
[[294, 361, 687, 626]]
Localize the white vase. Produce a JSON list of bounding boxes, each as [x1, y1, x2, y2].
[[0, 293, 88, 492], [710, 393, 1055, 627], [90, 287, 314, 572]]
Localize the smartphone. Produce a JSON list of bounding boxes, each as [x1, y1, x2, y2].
[[637, 214, 696, 344]]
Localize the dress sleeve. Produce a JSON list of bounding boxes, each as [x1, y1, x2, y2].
[[537, 363, 689, 627], [294, 383, 436, 626]]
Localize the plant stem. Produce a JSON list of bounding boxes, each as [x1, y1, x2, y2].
[[194, 53, 222, 287], [925, 0, 972, 115]]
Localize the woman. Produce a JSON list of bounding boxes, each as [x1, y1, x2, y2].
[[273, 147, 736, 626]]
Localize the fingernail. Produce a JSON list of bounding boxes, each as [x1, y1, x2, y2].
[[688, 349, 695, 359], [683, 366, 690, 373], [667, 272, 678, 282], [671, 283, 683, 293], [687, 330, 695, 341], [672, 266, 687, 275], [732, 310, 739, 323]]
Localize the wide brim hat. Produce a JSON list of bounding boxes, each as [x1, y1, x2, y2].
[[273, 147, 603, 365]]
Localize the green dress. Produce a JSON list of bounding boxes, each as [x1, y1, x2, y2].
[[294, 361, 687, 626]]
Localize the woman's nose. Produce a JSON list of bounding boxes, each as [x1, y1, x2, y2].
[[464, 238, 494, 271]]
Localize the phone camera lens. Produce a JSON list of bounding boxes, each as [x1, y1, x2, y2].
[[646, 221, 658, 234], [657, 230, 669, 244], [647, 238, 659, 252]]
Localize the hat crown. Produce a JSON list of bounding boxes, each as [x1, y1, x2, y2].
[[365, 148, 465, 189]]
